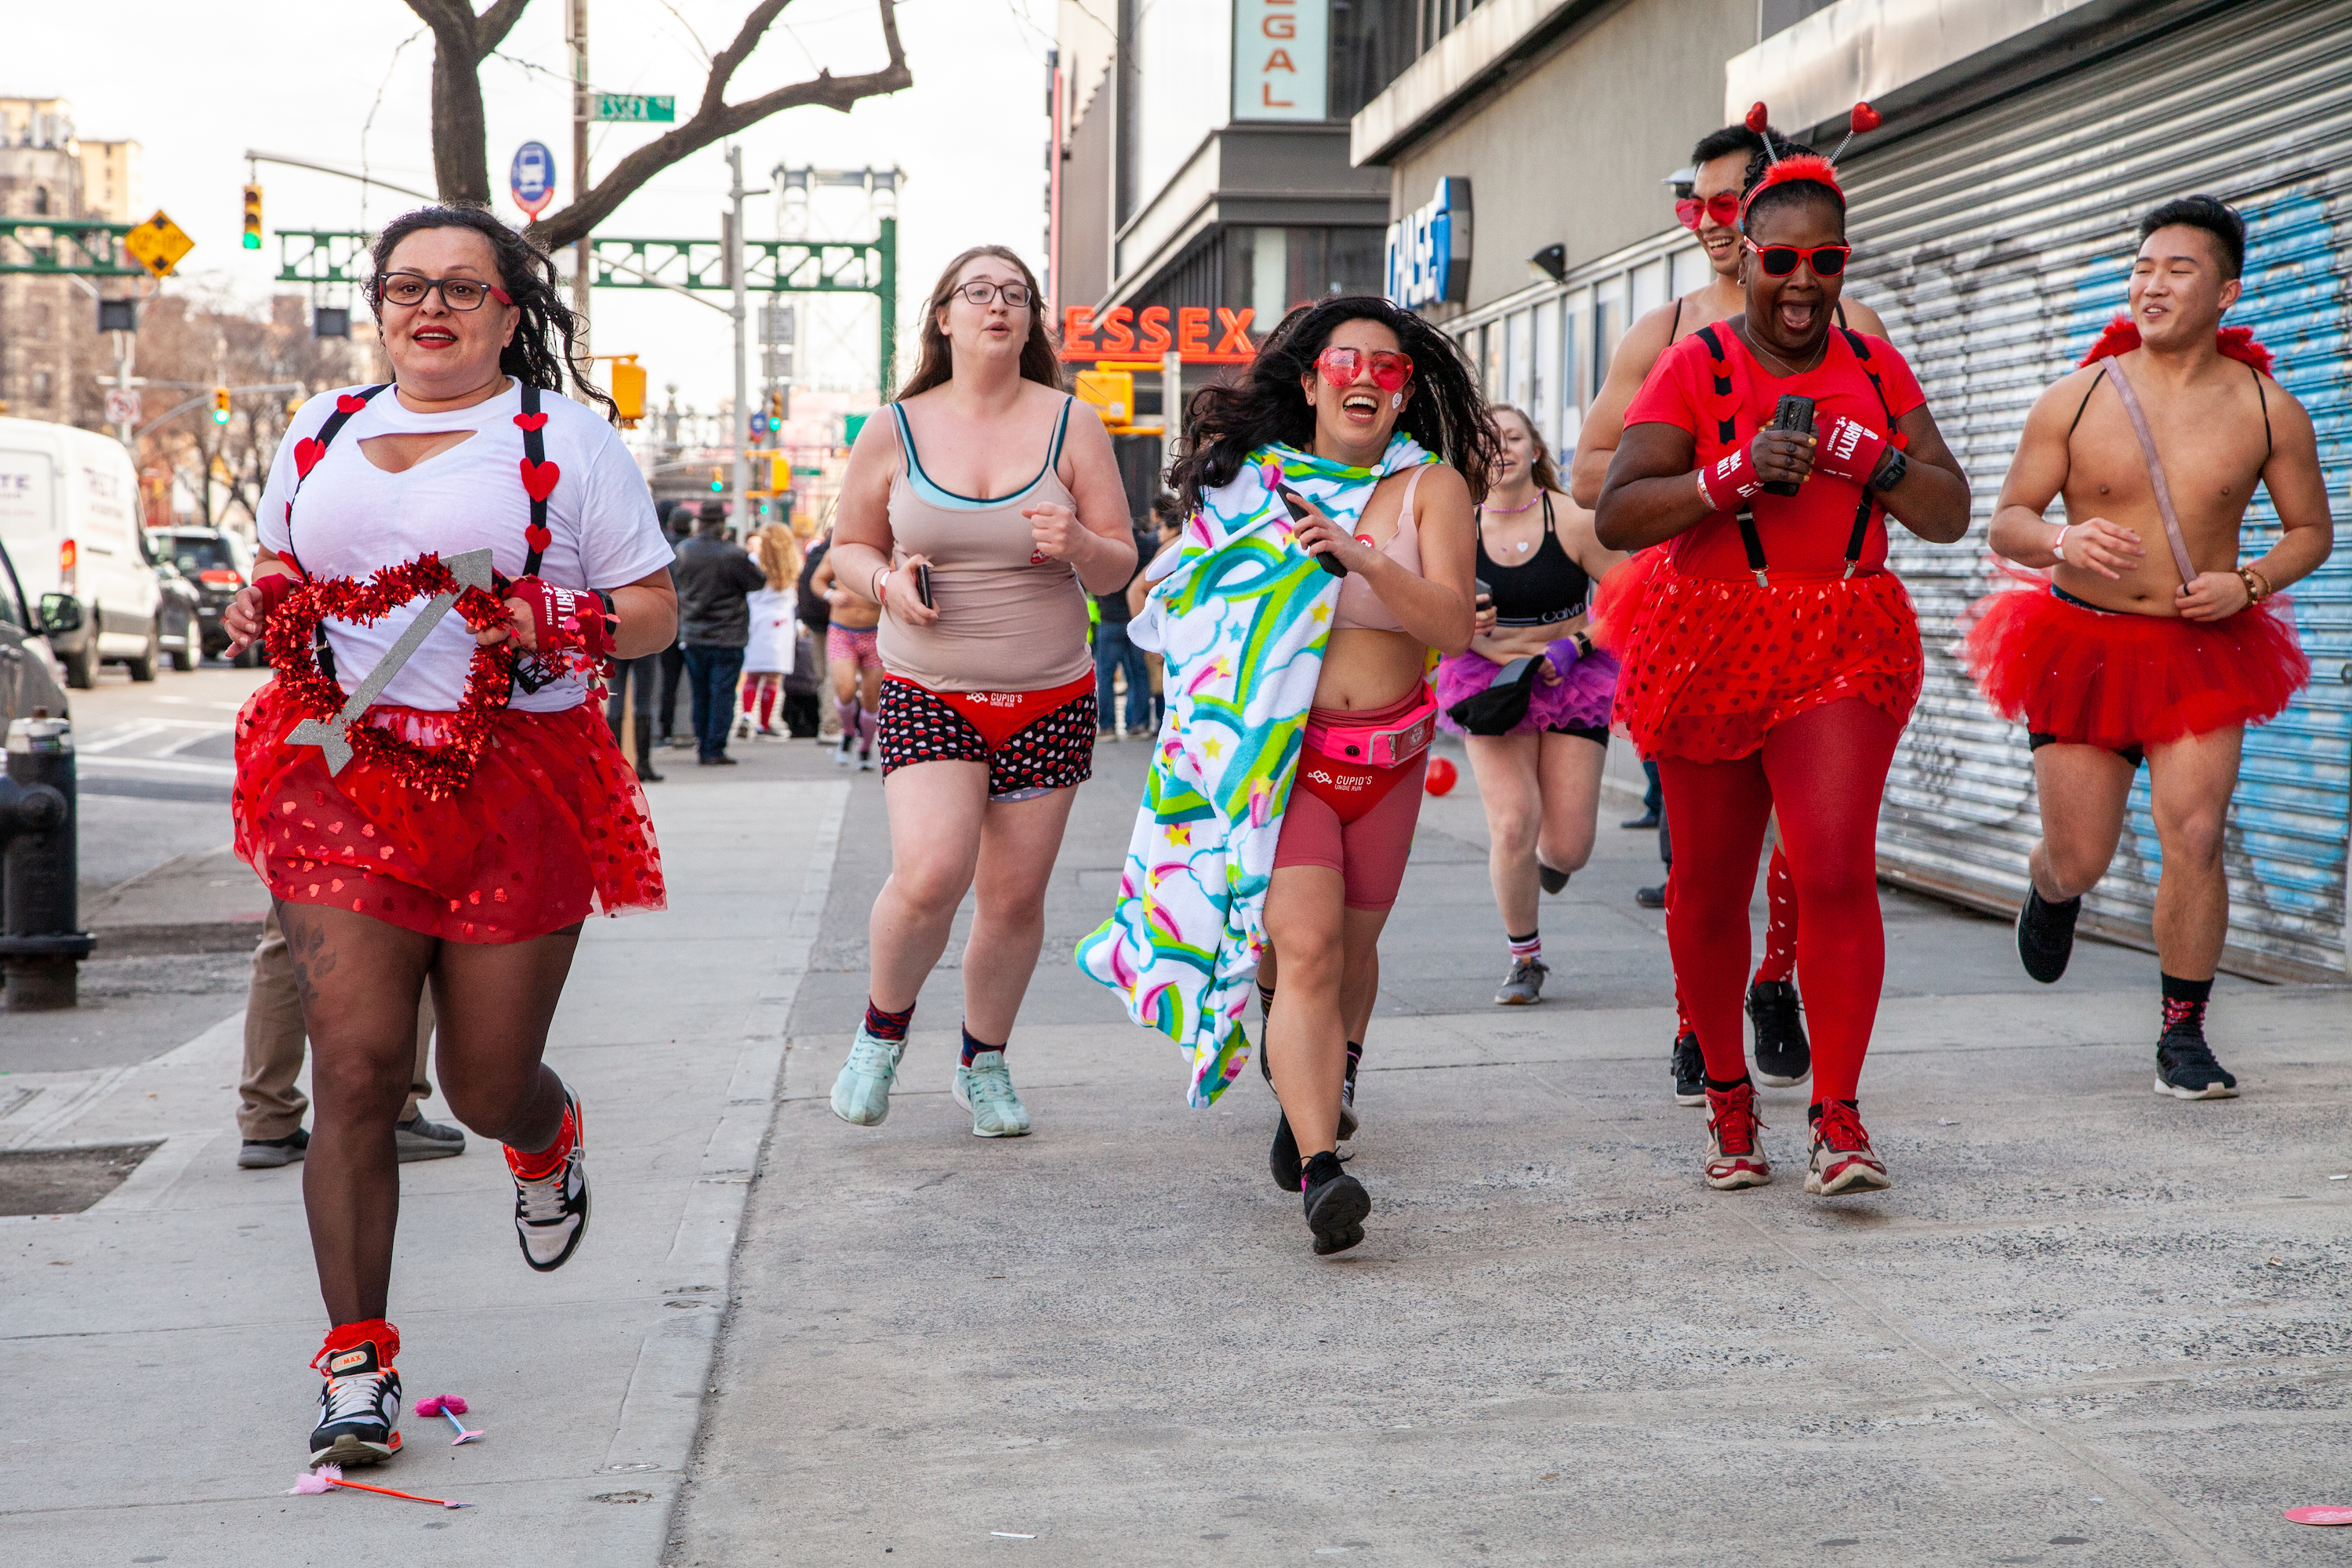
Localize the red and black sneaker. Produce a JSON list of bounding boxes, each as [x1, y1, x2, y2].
[[310, 1327, 402, 1468], [505, 1087, 590, 1272], [1806, 1101, 1892, 1196], [1703, 1078, 1771, 1190]]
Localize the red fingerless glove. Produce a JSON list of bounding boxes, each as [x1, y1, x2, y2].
[[508, 575, 618, 663], [1813, 414, 1892, 488], [252, 571, 302, 620], [1693, 444, 1764, 512]]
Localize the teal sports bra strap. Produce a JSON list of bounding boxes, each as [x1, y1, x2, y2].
[[1048, 396, 1075, 470]]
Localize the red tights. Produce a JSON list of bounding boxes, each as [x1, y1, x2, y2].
[[1657, 700, 1901, 1105]]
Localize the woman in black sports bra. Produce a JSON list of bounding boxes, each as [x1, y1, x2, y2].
[[1436, 405, 1627, 1005]]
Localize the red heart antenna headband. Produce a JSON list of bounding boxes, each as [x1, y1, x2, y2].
[[1738, 100, 1881, 224]]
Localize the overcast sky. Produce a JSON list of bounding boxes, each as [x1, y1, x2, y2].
[[9, 0, 1063, 414]]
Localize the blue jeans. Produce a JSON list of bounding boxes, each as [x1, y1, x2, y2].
[[682, 644, 746, 759], [1094, 621, 1149, 733]]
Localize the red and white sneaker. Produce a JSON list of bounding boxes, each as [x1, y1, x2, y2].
[[1805, 1101, 1892, 1196], [310, 1328, 402, 1468], [505, 1087, 590, 1272], [1703, 1079, 1771, 1189]]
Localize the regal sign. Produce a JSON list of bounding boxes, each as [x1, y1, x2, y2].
[[1385, 177, 1472, 309], [1060, 305, 1259, 364]]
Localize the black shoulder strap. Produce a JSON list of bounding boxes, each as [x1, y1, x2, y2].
[[1695, 325, 1769, 583], [2067, 364, 2107, 441], [521, 383, 550, 577], [1836, 328, 1896, 573], [2252, 361, 2272, 456]]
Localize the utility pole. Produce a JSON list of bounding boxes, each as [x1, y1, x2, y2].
[[728, 145, 751, 536], [568, 0, 591, 338]]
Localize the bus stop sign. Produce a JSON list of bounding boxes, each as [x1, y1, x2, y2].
[[510, 143, 557, 220]]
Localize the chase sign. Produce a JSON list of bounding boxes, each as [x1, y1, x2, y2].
[[1385, 178, 1472, 309]]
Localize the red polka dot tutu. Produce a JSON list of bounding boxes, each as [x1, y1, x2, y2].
[[233, 681, 666, 944], [1610, 559, 1923, 764]]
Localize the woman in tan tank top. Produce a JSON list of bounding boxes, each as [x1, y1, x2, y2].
[[822, 245, 1136, 1140]]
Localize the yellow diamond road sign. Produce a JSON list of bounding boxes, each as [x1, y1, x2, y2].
[[123, 210, 194, 279]]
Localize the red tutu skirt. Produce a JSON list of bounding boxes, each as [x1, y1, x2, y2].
[[233, 681, 666, 944], [1610, 564, 1922, 763], [1963, 586, 2307, 749], [1585, 546, 1664, 658]]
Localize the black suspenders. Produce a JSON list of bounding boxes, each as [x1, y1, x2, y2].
[[517, 382, 550, 578], [1693, 326, 1899, 586], [285, 383, 390, 686]]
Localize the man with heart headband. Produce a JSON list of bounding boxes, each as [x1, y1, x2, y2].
[[220, 206, 677, 1469], [1082, 297, 1491, 1257], [1573, 112, 1892, 1106], [822, 245, 1137, 1142], [1596, 112, 1974, 1199], [1969, 195, 2333, 1099]]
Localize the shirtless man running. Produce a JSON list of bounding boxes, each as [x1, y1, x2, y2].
[[1973, 194, 2333, 1098], [1572, 121, 1888, 1102]]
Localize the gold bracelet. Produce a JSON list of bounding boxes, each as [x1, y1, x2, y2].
[[2236, 564, 2271, 604]]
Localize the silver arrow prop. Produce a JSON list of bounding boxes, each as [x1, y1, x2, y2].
[[284, 548, 499, 775]]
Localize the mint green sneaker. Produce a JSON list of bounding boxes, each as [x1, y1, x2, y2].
[[829, 1027, 905, 1126], [953, 1051, 1033, 1138]]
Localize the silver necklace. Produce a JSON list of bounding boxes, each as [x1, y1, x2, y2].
[[1744, 328, 1827, 378]]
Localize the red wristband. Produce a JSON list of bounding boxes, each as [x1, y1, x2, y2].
[[1813, 415, 1892, 488], [253, 572, 302, 619], [1697, 445, 1763, 512], [508, 575, 617, 664]]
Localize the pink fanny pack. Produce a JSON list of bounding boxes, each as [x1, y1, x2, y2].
[[1303, 688, 1439, 768]]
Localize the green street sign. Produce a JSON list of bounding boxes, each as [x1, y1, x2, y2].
[[793, 466, 822, 477], [592, 93, 675, 123]]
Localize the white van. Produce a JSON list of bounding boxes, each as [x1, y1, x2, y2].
[[0, 416, 163, 686]]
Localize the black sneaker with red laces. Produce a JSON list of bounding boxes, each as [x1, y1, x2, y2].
[[310, 1337, 402, 1468]]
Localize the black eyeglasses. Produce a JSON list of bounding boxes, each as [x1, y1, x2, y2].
[[371, 272, 514, 311], [949, 281, 1033, 308]]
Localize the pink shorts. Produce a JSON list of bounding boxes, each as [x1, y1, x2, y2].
[[1272, 747, 1428, 912], [826, 623, 881, 672]]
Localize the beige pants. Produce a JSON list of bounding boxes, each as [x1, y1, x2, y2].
[[238, 906, 436, 1140]]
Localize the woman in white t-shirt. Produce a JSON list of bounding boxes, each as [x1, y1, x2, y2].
[[735, 524, 800, 739], [220, 206, 677, 1472]]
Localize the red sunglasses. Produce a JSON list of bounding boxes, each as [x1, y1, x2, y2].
[[1675, 191, 1742, 231], [1743, 238, 1852, 278], [1315, 347, 1414, 393]]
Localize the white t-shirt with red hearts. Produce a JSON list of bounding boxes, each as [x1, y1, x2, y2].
[[257, 379, 672, 713]]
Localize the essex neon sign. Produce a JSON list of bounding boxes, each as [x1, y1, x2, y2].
[[1059, 305, 1259, 364]]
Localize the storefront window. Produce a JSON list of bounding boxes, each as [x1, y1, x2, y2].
[[1593, 277, 1626, 401], [1481, 324, 1501, 398], [1224, 226, 1388, 325], [1534, 298, 1561, 450], [1330, 0, 1420, 118], [1506, 309, 1533, 416], [1670, 245, 1711, 299], [1632, 259, 1668, 321]]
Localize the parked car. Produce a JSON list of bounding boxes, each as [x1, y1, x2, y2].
[[0, 532, 77, 725], [151, 525, 260, 666], [151, 551, 204, 671], [0, 416, 165, 687]]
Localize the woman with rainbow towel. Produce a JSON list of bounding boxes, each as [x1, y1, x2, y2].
[[1078, 298, 1494, 1256]]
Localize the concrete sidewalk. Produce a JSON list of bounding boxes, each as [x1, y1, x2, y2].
[[0, 770, 846, 1566]]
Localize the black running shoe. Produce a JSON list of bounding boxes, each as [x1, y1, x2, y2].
[[1269, 1112, 1301, 1191], [1537, 862, 1570, 895], [1746, 979, 1811, 1087], [2156, 1033, 2239, 1100], [310, 1337, 402, 1468], [1636, 884, 1667, 909], [1301, 1150, 1369, 1256], [2016, 884, 2081, 984], [1671, 1029, 1705, 1107], [1338, 1044, 1360, 1142], [506, 1089, 589, 1272]]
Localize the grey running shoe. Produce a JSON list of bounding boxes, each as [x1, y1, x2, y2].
[[238, 1127, 310, 1169], [394, 1113, 465, 1163], [1671, 1029, 1705, 1107], [953, 1051, 1033, 1137], [831, 1026, 906, 1126], [2155, 1034, 2239, 1100], [1494, 958, 1548, 1006], [1745, 980, 1811, 1087], [2016, 884, 2081, 983]]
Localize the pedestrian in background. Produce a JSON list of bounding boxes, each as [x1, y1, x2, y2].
[[1127, 493, 1185, 731], [1092, 499, 1160, 739], [735, 524, 801, 739], [673, 498, 765, 766], [655, 500, 693, 747], [238, 909, 465, 1168], [794, 524, 834, 739]]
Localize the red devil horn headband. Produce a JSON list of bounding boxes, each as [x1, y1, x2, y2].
[[1737, 101, 1879, 221]]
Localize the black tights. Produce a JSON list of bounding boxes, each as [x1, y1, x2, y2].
[[280, 901, 581, 1327]]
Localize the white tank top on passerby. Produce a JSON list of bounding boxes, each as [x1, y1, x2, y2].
[[742, 586, 797, 674], [256, 379, 673, 713]]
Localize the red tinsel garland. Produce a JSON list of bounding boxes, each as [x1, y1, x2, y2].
[[263, 553, 520, 799]]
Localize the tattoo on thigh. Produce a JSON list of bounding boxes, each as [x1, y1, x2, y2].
[[281, 910, 339, 1001]]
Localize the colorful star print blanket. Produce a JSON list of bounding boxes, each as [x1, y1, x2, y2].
[[1074, 434, 1436, 1106]]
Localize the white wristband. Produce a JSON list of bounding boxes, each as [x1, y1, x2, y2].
[[2051, 525, 2069, 564]]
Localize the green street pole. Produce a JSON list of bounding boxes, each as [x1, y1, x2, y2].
[[878, 216, 897, 401]]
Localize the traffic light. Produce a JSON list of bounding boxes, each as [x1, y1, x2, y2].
[[609, 354, 645, 427], [241, 184, 263, 250], [771, 453, 789, 493], [767, 387, 786, 423], [709, 466, 724, 492], [211, 386, 231, 424]]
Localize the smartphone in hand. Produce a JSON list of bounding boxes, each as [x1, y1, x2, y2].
[[913, 562, 933, 608], [1762, 394, 1817, 498], [1279, 485, 1349, 577]]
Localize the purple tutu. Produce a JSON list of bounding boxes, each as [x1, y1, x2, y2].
[[1436, 641, 1620, 737]]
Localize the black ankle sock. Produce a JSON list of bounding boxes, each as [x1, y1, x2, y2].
[[1807, 1098, 1858, 1124], [1704, 1074, 1751, 1094], [2160, 973, 2212, 1037], [960, 1025, 1004, 1067], [864, 998, 914, 1043]]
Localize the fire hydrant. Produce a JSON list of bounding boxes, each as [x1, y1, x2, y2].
[[0, 715, 96, 1011]]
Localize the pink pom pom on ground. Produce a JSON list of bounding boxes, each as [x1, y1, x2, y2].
[[292, 1467, 339, 1494], [417, 1394, 468, 1417], [416, 1396, 444, 1417]]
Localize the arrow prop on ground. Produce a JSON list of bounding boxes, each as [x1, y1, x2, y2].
[[284, 549, 498, 775]]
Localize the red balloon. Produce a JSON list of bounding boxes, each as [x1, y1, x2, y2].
[[1424, 756, 1457, 796]]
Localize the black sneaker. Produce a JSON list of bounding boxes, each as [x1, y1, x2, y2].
[[505, 1089, 590, 1272], [239, 1127, 310, 1169], [2156, 1033, 2239, 1100], [2016, 884, 2081, 984], [1269, 1112, 1301, 1192], [1301, 1150, 1369, 1256], [1746, 980, 1811, 1087], [310, 1336, 402, 1468], [394, 1114, 465, 1163], [1671, 1029, 1705, 1107], [1338, 1044, 1361, 1142], [1537, 862, 1570, 895], [1635, 884, 1667, 909], [1620, 811, 1660, 830]]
